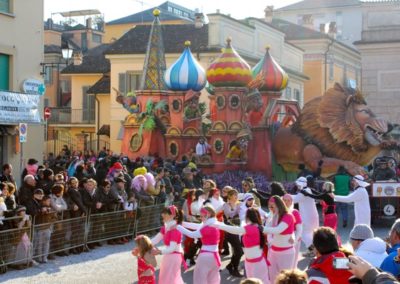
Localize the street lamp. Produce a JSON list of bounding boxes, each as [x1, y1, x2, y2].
[[61, 42, 73, 63]]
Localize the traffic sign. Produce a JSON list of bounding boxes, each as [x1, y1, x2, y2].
[[44, 107, 51, 119], [19, 123, 27, 143]]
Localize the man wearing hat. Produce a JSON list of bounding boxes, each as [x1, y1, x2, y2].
[[334, 175, 371, 227], [291, 177, 319, 255], [350, 224, 387, 268]]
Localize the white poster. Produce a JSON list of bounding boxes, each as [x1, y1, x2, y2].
[[372, 182, 400, 197], [0, 91, 41, 124]]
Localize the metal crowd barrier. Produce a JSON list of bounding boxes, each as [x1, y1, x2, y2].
[[0, 203, 179, 272]]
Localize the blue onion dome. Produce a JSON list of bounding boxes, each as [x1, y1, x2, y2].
[[164, 41, 206, 92]]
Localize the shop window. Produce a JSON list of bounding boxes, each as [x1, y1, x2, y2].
[[0, 53, 9, 90]]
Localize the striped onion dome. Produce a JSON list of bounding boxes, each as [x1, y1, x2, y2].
[[252, 46, 288, 92], [206, 38, 252, 87], [164, 41, 206, 92]]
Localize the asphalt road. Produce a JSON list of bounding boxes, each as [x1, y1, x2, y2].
[[1, 214, 394, 284]]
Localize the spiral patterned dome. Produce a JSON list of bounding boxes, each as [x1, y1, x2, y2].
[[206, 38, 252, 87], [164, 41, 206, 92], [252, 46, 288, 92]]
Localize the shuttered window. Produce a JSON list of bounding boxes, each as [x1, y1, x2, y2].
[[0, 0, 10, 13], [0, 53, 9, 90]]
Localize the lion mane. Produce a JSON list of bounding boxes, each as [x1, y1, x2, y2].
[[292, 83, 375, 164]]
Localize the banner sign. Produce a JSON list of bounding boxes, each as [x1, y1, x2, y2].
[[0, 91, 41, 124], [21, 78, 46, 96], [372, 182, 400, 197]]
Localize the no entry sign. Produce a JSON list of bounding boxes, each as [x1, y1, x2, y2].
[[44, 107, 51, 120]]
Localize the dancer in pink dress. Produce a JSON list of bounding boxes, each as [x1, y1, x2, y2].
[[264, 196, 296, 283], [214, 207, 270, 284], [151, 205, 185, 284], [282, 194, 303, 268], [132, 235, 157, 284], [177, 205, 221, 284]]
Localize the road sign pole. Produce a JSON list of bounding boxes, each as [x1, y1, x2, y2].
[[45, 118, 48, 157]]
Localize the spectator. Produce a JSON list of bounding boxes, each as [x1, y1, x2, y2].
[[195, 137, 211, 157], [49, 184, 68, 256], [21, 158, 39, 180], [334, 175, 371, 227], [131, 175, 154, 207], [25, 188, 43, 217], [306, 227, 353, 283], [37, 169, 54, 195], [349, 255, 399, 284], [275, 269, 308, 284], [0, 163, 16, 188], [65, 177, 86, 254], [350, 224, 387, 268], [4, 182, 16, 210], [95, 159, 108, 185], [19, 175, 37, 206], [380, 219, 400, 277], [34, 195, 58, 263], [12, 205, 35, 269], [80, 178, 98, 214], [74, 165, 87, 181]]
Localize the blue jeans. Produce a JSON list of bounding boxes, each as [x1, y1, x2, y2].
[[335, 202, 348, 222]]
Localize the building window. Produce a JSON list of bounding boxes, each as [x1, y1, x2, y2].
[[60, 80, 71, 93], [44, 98, 50, 107], [329, 62, 334, 81], [168, 6, 172, 12], [294, 89, 300, 102], [174, 8, 182, 16], [92, 33, 102, 43], [285, 87, 292, 100], [183, 12, 188, 17], [0, 0, 10, 14], [119, 72, 142, 94], [44, 66, 52, 85], [82, 86, 95, 122], [0, 53, 9, 90]]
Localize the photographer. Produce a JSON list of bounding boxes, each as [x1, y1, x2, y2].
[[348, 255, 399, 284]]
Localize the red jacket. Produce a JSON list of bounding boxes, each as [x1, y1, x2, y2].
[[307, 251, 352, 284]]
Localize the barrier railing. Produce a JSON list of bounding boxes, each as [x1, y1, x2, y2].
[[0, 203, 177, 273]]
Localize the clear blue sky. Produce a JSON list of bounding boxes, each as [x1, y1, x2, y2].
[[44, 0, 300, 22]]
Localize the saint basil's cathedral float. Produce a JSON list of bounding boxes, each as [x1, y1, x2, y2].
[[117, 9, 301, 179]]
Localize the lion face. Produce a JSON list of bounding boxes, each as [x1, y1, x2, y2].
[[353, 104, 388, 146]]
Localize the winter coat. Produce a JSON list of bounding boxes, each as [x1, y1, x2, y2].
[[355, 238, 388, 268]]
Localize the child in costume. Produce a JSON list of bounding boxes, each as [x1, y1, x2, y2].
[[132, 235, 157, 284]]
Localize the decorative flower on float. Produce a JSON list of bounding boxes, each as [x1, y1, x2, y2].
[[251, 46, 289, 92], [206, 37, 252, 87], [164, 41, 206, 92]]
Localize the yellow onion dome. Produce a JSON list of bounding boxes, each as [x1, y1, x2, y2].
[[206, 38, 252, 87], [252, 46, 288, 92]]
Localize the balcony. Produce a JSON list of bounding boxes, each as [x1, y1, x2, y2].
[[48, 108, 95, 125]]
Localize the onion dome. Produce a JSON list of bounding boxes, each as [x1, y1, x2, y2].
[[164, 41, 206, 92], [206, 38, 252, 87], [252, 46, 288, 92]]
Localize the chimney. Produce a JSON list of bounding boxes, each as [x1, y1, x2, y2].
[[73, 52, 83, 66], [264, 6, 274, 23], [302, 14, 314, 30], [86, 17, 92, 29], [328, 21, 337, 39], [46, 18, 53, 30]]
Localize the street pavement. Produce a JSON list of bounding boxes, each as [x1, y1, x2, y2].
[[0, 213, 394, 284]]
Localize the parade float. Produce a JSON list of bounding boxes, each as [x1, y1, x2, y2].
[[117, 9, 300, 179], [115, 10, 400, 217]]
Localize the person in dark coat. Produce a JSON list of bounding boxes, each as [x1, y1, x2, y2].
[[37, 169, 54, 195], [19, 175, 37, 206]]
